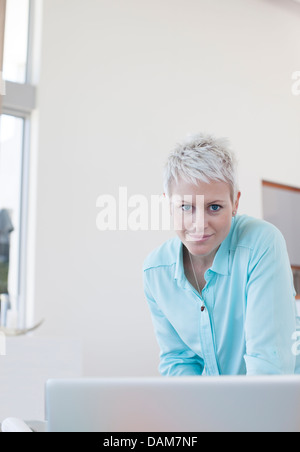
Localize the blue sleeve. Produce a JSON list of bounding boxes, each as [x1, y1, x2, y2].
[[144, 271, 204, 377], [245, 228, 296, 375]]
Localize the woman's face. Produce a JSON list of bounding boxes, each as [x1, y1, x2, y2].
[[169, 177, 241, 262]]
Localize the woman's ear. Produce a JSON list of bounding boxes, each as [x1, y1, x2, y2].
[[233, 192, 241, 216]]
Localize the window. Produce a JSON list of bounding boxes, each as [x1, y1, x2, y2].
[[0, 0, 38, 327], [3, 0, 30, 84], [0, 115, 24, 300]]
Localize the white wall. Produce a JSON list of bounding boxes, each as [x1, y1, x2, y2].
[[33, 0, 300, 376]]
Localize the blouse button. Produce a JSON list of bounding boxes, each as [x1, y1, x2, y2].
[[201, 306, 206, 312]]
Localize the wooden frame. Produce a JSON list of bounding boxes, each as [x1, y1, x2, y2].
[[263, 180, 300, 300], [262, 180, 300, 194]]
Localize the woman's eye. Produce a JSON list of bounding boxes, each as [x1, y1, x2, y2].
[[209, 205, 222, 212], [181, 205, 192, 212]]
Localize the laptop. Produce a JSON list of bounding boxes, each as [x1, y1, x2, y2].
[[45, 376, 300, 432]]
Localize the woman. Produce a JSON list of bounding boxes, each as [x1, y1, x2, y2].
[[143, 133, 297, 376]]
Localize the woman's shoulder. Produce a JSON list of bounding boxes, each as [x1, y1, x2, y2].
[[143, 237, 181, 272], [233, 214, 285, 250]]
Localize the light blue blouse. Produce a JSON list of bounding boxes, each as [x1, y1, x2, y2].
[[143, 215, 297, 376]]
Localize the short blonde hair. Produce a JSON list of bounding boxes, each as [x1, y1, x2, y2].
[[163, 133, 239, 201]]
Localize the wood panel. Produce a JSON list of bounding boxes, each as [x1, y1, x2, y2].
[[263, 182, 300, 300], [262, 179, 300, 194]]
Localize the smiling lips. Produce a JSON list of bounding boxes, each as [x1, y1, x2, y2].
[[186, 234, 213, 242]]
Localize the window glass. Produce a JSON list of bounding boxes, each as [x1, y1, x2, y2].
[[3, 0, 30, 83], [0, 114, 24, 307]]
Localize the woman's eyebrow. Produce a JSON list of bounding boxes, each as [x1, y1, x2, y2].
[[175, 197, 227, 204], [178, 199, 227, 205], [207, 200, 226, 204]]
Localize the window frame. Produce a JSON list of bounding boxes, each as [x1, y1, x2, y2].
[[1, 0, 38, 328], [0, 0, 6, 100]]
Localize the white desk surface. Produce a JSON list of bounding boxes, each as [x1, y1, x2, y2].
[[0, 336, 82, 421], [0, 421, 47, 433]]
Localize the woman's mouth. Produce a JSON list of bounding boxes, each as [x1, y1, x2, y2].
[[186, 234, 213, 243]]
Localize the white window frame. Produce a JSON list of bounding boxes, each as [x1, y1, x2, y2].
[[1, 0, 39, 328]]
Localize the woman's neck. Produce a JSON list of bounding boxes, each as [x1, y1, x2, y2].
[[183, 244, 219, 272]]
